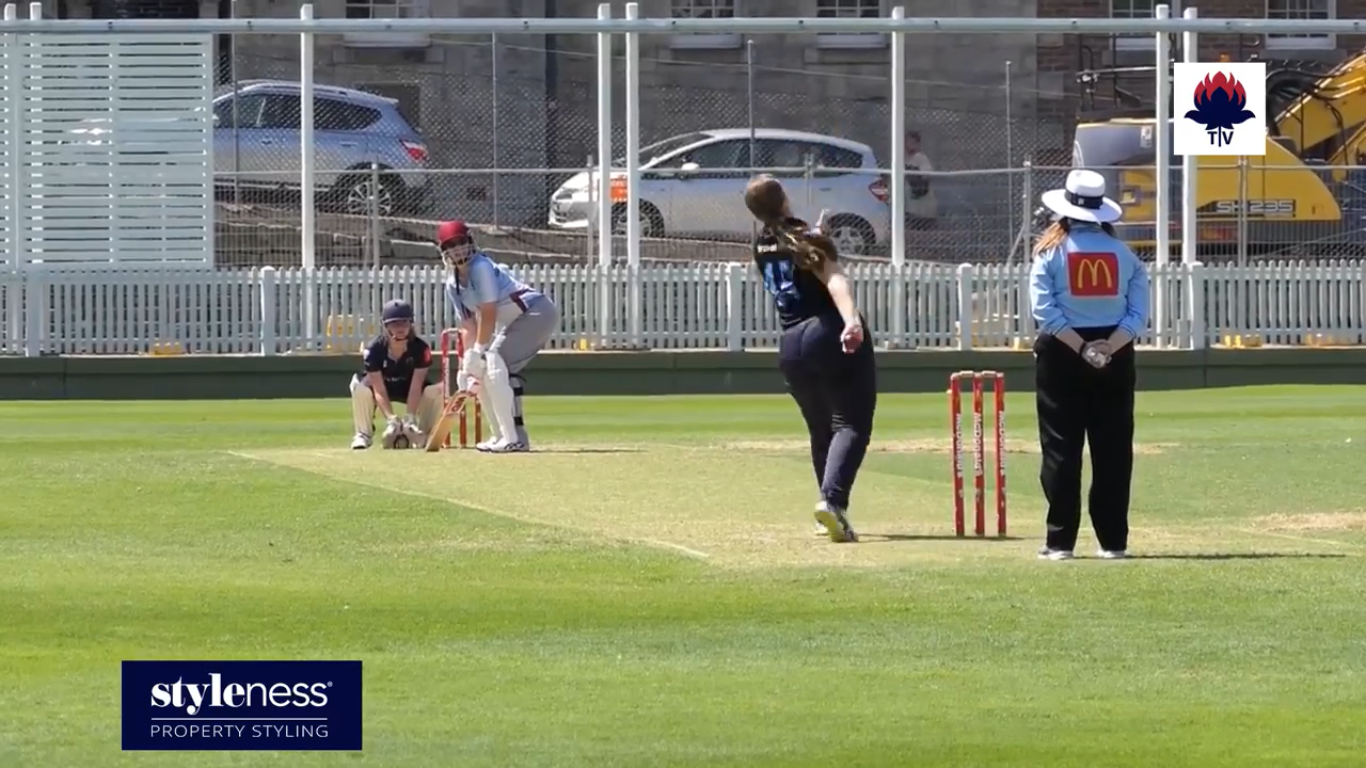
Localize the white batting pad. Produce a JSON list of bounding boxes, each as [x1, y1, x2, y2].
[[349, 376, 375, 436], [482, 351, 519, 444]]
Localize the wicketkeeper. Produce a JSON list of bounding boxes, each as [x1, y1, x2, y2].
[[437, 220, 560, 452], [349, 298, 445, 449]]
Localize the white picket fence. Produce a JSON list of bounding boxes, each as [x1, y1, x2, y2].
[[0, 260, 1363, 356]]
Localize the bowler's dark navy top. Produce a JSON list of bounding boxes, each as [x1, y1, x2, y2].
[[360, 334, 432, 400], [752, 218, 839, 330]]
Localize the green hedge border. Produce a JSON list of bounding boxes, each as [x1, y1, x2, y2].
[[2, 348, 1365, 399]]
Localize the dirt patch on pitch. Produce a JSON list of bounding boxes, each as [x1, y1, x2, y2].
[[716, 438, 1177, 455], [1253, 512, 1366, 532]]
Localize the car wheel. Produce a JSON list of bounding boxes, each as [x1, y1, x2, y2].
[[341, 173, 399, 217], [825, 215, 876, 255], [611, 202, 664, 238]]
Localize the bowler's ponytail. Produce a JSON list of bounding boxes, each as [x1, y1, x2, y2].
[[773, 219, 838, 271], [746, 174, 837, 270]]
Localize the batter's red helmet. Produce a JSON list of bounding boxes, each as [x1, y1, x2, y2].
[[436, 220, 472, 250]]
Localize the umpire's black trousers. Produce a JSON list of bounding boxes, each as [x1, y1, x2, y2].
[[779, 311, 877, 510], [1034, 326, 1136, 552]]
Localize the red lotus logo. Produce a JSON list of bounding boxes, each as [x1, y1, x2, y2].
[[1184, 71, 1257, 147]]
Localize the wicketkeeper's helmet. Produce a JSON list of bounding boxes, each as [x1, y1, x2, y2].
[[381, 298, 415, 325]]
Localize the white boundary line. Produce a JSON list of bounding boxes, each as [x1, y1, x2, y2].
[[222, 450, 710, 560]]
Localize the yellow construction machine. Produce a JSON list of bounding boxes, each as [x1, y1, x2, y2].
[[1277, 48, 1366, 170], [1072, 52, 1366, 257]]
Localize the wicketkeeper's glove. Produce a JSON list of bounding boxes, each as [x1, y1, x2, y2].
[[381, 416, 404, 449], [401, 415, 422, 445]]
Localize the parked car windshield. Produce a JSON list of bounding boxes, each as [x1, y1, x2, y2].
[[614, 132, 710, 166]]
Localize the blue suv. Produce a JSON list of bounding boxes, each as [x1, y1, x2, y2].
[[212, 80, 430, 216]]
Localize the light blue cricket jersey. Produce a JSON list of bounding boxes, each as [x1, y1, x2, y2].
[[1028, 222, 1150, 338], [444, 253, 543, 329]]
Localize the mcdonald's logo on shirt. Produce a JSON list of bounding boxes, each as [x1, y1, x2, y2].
[[1067, 252, 1120, 296]]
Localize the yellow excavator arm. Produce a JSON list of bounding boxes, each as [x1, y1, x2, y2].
[[1271, 50, 1366, 170], [1072, 53, 1366, 256]]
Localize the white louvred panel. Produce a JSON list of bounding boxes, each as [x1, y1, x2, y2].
[[0, 31, 15, 354], [17, 33, 214, 267], [0, 28, 14, 269]]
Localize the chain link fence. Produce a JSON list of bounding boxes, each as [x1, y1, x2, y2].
[[208, 31, 1074, 269], [1021, 163, 1366, 265], [208, 26, 1366, 271]]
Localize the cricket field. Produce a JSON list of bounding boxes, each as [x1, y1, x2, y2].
[[1, 384, 1364, 766]]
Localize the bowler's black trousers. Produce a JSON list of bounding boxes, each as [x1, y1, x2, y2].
[[778, 312, 878, 510], [1034, 326, 1136, 552]]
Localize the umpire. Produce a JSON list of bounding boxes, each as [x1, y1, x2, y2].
[[1028, 169, 1149, 561]]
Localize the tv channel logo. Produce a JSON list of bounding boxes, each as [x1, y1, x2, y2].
[[1173, 62, 1267, 157], [121, 660, 362, 751]]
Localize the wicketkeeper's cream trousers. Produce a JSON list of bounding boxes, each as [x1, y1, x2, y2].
[[349, 375, 445, 437]]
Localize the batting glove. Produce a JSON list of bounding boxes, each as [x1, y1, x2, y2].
[[461, 345, 487, 379]]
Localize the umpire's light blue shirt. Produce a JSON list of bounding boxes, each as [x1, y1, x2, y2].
[[1029, 222, 1150, 338]]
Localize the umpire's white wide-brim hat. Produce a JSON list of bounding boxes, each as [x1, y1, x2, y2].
[[1040, 169, 1123, 224]]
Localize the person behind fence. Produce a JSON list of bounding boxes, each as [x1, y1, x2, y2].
[[438, 220, 560, 453], [349, 298, 445, 450], [1029, 168, 1149, 561], [745, 174, 877, 544]]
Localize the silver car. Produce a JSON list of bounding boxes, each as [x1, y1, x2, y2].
[[212, 80, 430, 216], [548, 128, 892, 255]]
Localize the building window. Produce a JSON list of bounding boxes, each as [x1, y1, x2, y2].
[[93, 0, 199, 18], [1266, 0, 1334, 50], [344, 0, 421, 19], [343, 0, 431, 48], [1110, 0, 1156, 51], [669, 0, 741, 50], [815, 0, 884, 50]]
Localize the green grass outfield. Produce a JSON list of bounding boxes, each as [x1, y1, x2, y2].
[[2, 385, 1365, 767]]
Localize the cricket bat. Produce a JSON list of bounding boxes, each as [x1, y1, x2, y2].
[[809, 209, 829, 236], [424, 391, 470, 452]]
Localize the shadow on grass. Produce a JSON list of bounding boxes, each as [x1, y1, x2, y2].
[[860, 533, 1028, 543], [532, 448, 647, 454], [850, 536, 1349, 558], [1125, 552, 1349, 560]]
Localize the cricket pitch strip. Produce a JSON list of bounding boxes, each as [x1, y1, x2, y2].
[[230, 445, 1347, 569]]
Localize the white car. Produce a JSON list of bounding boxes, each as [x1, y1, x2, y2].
[[548, 128, 892, 255]]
